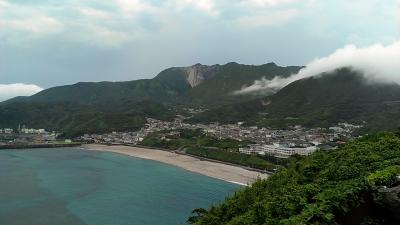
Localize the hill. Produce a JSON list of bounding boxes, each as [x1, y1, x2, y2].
[[0, 100, 173, 137], [190, 68, 400, 131], [0, 62, 300, 136], [6, 62, 300, 106], [182, 62, 301, 106], [25, 80, 187, 105], [191, 133, 400, 225]]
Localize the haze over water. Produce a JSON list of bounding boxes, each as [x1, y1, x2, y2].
[[0, 148, 239, 225]]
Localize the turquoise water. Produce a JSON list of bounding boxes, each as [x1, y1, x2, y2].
[[0, 148, 240, 225]]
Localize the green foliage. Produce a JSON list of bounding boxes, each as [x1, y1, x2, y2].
[[186, 63, 301, 106], [0, 100, 173, 137], [366, 166, 400, 187], [191, 68, 400, 132], [0, 62, 301, 135], [140, 129, 276, 170], [186, 147, 276, 171], [188, 208, 208, 224], [194, 133, 400, 225]]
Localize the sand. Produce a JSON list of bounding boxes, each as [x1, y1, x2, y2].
[[81, 144, 269, 186]]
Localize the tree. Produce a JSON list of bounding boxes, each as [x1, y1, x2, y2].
[[187, 208, 207, 224]]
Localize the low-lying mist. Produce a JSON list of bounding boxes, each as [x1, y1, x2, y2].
[[235, 41, 400, 95]]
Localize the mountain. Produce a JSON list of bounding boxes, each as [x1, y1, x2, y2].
[[0, 62, 301, 136], [192, 133, 400, 224], [5, 62, 300, 106], [191, 68, 400, 131], [24, 80, 186, 105], [156, 62, 302, 106]]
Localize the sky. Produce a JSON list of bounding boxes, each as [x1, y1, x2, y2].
[[0, 0, 399, 100]]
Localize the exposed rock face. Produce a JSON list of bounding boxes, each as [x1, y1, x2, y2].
[[183, 64, 219, 87], [377, 184, 400, 222]]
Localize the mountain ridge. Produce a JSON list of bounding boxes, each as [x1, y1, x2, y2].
[[190, 68, 400, 131], [0, 62, 302, 136], [4, 62, 300, 105], [5, 64, 400, 136]]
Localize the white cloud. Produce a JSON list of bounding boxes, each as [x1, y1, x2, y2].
[[241, 0, 316, 7], [112, 0, 157, 17], [90, 26, 131, 47], [0, 15, 64, 34], [234, 77, 282, 95], [0, 84, 43, 102], [234, 0, 315, 28], [0, 1, 64, 39], [0, 1, 135, 47], [397, 1, 400, 29], [244, 0, 300, 7], [182, 0, 218, 15], [236, 8, 300, 27], [79, 7, 112, 19], [235, 41, 400, 94]]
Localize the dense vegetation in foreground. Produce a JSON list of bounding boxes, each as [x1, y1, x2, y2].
[[140, 129, 279, 171], [190, 133, 400, 225]]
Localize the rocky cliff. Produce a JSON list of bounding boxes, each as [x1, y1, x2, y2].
[[182, 64, 219, 87]]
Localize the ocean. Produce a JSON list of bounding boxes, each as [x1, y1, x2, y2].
[[0, 148, 240, 225]]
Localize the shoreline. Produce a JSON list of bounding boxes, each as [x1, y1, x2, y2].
[[81, 144, 269, 186], [0, 143, 81, 150]]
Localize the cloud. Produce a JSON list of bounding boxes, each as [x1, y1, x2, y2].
[[0, 1, 149, 48], [235, 41, 400, 95], [112, 0, 158, 18], [0, 2, 64, 39], [89, 26, 131, 47], [0, 15, 64, 34], [236, 9, 300, 27], [234, 77, 283, 95], [79, 7, 112, 19], [182, 0, 218, 15], [0, 84, 43, 102], [234, 0, 317, 28], [0, 0, 399, 88], [243, 0, 301, 7]]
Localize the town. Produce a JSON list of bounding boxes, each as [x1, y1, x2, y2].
[[0, 125, 76, 149], [79, 117, 362, 159], [1, 119, 362, 158]]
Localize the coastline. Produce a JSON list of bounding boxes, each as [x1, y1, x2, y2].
[[81, 144, 269, 186], [0, 143, 81, 150]]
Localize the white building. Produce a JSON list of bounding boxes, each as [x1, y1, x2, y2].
[[240, 144, 317, 159], [4, 128, 13, 134]]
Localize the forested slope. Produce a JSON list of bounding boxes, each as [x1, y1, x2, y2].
[[192, 133, 400, 225]]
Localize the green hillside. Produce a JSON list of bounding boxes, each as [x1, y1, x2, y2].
[[191, 133, 400, 225], [186, 62, 301, 106], [0, 100, 173, 137], [191, 68, 400, 131], [6, 62, 299, 106], [0, 62, 299, 136], [4, 66, 399, 136], [27, 79, 186, 105]]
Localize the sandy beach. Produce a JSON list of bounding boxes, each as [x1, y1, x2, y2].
[[82, 144, 269, 186]]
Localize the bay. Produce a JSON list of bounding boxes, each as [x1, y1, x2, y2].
[[0, 148, 239, 225]]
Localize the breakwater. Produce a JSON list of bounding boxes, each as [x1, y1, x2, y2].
[[0, 143, 81, 150]]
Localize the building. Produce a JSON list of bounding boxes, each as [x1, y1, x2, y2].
[[4, 128, 13, 134], [240, 144, 317, 159]]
